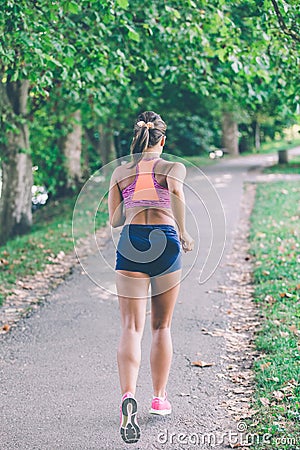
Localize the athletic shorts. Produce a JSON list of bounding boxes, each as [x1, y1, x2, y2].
[[115, 224, 182, 277]]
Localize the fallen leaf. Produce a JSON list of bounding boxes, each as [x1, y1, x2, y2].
[[289, 325, 299, 336], [191, 360, 215, 368], [256, 232, 266, 238], [279, 331, 289, 338], [260, 362, 271, 370], [285, 378, 298, 386], [273, 390, 285, 401], [259, 397, 270, 407], [2, 324, 11, 332], [262, 270, 270, 276], [265, 295, 276, 304], [0, 258, 9, 266]]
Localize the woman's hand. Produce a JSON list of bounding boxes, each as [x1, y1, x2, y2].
[[179, 231, 194, 253]]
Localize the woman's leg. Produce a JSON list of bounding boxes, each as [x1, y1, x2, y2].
[[116, 270, 150, 396], [150, 270, 181, 398]]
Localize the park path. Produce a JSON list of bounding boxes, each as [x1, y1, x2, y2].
[[0, 148, 299, 450]]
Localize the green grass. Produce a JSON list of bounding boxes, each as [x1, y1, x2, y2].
[[264, 155, 300, 175], [162, 153, 216, 167], [0, 180, 109, 307], [241, 137, 300, 157], [184, 138, 300, 165], [248, 181, 300, 449], [183, 154, 216, 167], [259, 137, 300, 154]]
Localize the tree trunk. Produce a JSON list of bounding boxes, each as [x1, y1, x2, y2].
[[221, 112, 239, 155], [98, 122, 116, 166], [278, 149, 288, 164], [62, 110, 82, 191], [0, 80, 32, 245], [254, 120, 261, 151], [84, 121, 116, 176]]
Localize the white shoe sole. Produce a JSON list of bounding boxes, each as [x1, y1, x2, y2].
[[149, 408, 172, 416]]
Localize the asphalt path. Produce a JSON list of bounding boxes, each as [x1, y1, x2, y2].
[[1, 149, 299, 450]]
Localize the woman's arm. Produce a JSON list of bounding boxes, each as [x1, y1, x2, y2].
[[166, 162, 194, 252], [108, 169, 126, 228]]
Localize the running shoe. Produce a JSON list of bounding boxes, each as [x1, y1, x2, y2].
[[149, 392, 172, 416], [120, 392, 141, 444]]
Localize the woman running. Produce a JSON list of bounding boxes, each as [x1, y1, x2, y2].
[[108, 111, 194, 444]]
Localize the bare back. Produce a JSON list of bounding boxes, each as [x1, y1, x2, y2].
[[115, 159, 176, 226]]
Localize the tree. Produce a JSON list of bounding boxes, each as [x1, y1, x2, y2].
[[1, 0, 299, 244], [0, 80, 32, 241], [0, 0, 131, 243]]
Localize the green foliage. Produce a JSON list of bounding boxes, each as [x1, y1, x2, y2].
[[1, 0, 299, 195]]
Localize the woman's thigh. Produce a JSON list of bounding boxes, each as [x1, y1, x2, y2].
[[150, 270, 182, 329], [116, 270, 150, 331], [116, 270, 150, 300]]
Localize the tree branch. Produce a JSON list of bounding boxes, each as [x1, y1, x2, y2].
[[270, 0, 300, 43]]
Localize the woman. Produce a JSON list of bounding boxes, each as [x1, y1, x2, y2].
[[108, 111, 194, 444]]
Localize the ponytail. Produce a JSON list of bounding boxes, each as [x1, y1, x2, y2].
[[130, 125, 150, 166], [130, 111, 167, 166]]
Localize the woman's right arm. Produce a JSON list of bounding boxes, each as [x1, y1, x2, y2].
[[166, 162, 194, 252], [108, 168, 126, 228]]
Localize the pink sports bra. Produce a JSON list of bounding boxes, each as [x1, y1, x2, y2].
[[121, 159, 171, 209]]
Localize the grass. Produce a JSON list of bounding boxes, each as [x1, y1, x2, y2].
[[184, 138, 300, 166], [248, 181, 300, 449], [259, 137, 300, 154], [241, 137, 300, 157], [162, 153, 216, 167], [0, 178, 109, 307], [183, 154, 216, 167], [264, 155, 300, 175]]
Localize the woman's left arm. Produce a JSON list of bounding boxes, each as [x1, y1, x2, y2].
[[108, 169, 126, 228]]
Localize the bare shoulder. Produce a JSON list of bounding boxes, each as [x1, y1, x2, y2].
[[166, 161, 186, 180], [159, 159, 186, 170], [111, 162, 132, 181], [110, 166, 121, 183], [112, 163, 130, 178]]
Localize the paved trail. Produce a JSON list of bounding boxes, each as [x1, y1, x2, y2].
[[1, 149, 299, 450]]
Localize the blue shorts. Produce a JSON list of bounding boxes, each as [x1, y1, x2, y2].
[[115, 224, 182, 277]]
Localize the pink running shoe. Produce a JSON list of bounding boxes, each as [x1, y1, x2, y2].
[[120, 392, 141, 444], [149, 392, 172, 416]]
